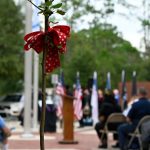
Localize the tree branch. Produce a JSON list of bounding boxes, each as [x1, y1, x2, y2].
[[27, 0, 43, 11]]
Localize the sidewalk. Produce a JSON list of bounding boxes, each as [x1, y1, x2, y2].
[[6, 119, 118, 150]]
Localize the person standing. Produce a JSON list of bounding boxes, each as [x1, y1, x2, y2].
[[95, 90, 122, 148], [80, 88, 92, 127], [0, 116, 11, 150], [117, 87, 150, 150]]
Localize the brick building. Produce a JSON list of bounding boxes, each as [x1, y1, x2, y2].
[[118, 81, 150, 104]]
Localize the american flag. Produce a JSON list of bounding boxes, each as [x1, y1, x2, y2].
[[91, 71, 99, 125], [55, 70, 65, 118], [74, 72, 83, 120], [55, 70, 65, 95]]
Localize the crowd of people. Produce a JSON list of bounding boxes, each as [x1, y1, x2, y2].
[[55, 84, 150, 150], [117, 87, 150, 150], [53, 83, 150, 150], [0, 85, 150, 150], [93, 87, 150, 150], [95, 89, 122, 148]]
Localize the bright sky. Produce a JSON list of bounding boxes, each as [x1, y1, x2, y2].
[[63, 0, 144, 51], [110, 0, 144, 51], [111, 10, 142, 51], [77, 13, 142, 51], [89, 0, 144, 51], [15, 0, 145, 51]]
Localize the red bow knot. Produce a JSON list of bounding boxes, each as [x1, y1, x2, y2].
[[24, 25, 70, 73]]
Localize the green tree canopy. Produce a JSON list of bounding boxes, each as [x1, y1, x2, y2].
[[59, 23, 142, 89], [0, 0, 24, 95]]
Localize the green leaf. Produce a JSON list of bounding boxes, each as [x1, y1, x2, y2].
[[45, 1, 52, 7], [44, 10, 53, 16], [51, 3, 62, 9], [142, 19, 150, 26], [56, 10, 65, 15]]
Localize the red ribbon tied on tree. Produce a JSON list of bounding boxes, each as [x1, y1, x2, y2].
[[24, 25, 70, 73]]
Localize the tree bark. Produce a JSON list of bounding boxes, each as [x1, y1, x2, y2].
[[40, 0, 49, 149]]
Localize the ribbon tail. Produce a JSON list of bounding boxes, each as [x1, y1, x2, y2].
[[45, 47, 60, 73]]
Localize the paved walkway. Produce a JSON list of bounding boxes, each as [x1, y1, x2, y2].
[[6, 119, 118, 150]]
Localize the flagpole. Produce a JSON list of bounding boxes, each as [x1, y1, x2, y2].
[[131, 71, 137, 96], [91, 71, 98, 125], [32, 0, 41, 130], [33, 52, 39, 129], [121, 70, 127, 110], [106, 72, 111, 90], [22, 0, 33, 138]]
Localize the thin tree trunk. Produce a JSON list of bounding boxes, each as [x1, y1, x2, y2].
[[40, 0, 49, 149]]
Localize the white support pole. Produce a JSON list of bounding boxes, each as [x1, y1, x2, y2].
[[22, 0, 33, 138], [32, 0, 41, 130], [33, 52, 39, 129]]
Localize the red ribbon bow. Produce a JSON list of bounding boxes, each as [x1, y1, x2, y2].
[[24, 25, 70, 73]]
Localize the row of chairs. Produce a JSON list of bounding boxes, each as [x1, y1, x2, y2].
[[100, 113, 150, 150]]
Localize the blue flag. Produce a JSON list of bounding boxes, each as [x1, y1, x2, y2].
[[106, 72, 111, 90]]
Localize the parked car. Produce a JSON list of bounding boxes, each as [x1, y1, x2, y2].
[[0, 88, 54, 119], [0, 93, 24, 117]]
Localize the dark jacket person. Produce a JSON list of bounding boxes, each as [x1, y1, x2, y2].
[[95, 90, 122, 148], [117, 87, 150, 150]]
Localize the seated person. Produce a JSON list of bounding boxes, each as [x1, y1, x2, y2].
[[123, 95, 139, 117], [117, 87, 150, 150], [0, 116, 11, 150], [95, 90, 122, 148]]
